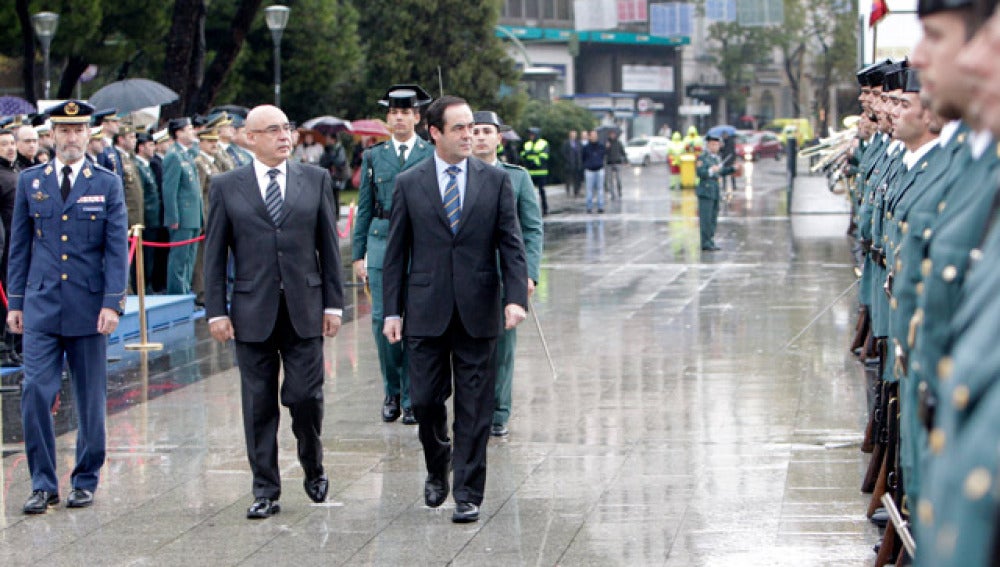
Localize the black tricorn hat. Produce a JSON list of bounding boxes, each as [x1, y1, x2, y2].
[[864, 59, 896, 88], [168, 117, 192, 134], [884, 68, 907, 92], [903, 68, 922, 93], [472, 110, 512, 132], [378, 84, 433, 109]]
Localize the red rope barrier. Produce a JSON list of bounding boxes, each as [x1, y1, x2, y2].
[[337, 205, 356, 240], [128, 237, 137, 265], [0, 283, 7, 309], [134, 235, 206, 248]]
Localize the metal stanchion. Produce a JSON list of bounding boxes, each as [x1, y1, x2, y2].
[[125, 225, 163, 351]]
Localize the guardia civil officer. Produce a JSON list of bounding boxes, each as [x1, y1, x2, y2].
[[352, 84, 434, 424], [6, 100, 128, 514], [162, 117, 203, 295], [695, 134, 736, 251], [470, 110, 543, 437]]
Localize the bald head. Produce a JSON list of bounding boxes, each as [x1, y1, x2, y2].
[[15, 125, 39, 159], [245, 105, 292, 166]]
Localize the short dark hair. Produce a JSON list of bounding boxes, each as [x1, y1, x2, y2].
[[424, 95, 468, 142]]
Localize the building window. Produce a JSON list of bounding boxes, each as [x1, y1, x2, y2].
[[526, 0, 540, 18], [505, 0, 523, 18], [556, 0, 571, 19]]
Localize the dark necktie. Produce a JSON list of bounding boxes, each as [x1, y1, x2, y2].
[[398, 144, 407, 168], [265, 168, 283, 224], [443, 165, 461, 234], [61, 165, 72, 201]]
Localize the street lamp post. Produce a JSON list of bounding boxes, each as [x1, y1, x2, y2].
[[31, 11, 60, 100], [264, 5, 290, 108]]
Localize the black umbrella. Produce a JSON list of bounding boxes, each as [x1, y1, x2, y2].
[[301, 116, 352, 136], [88, 78, 179, 115]]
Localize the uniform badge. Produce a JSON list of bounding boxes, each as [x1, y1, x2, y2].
[[32, 179, 40, 189], [83, 168, 92, 178], [44, 165, 52, 176], [32, 191, 49, 201]]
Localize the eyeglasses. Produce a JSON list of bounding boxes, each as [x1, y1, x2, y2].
[[250, 123, 294, 135]]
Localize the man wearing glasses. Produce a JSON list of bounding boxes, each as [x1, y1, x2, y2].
[[203, 105, 344, 519]]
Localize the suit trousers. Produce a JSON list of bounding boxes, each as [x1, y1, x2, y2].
[[493, 326, 516, 426], [408, 311, 497, 505], [234, 294, 325, 500], [21, 330, 107, 493], [167, 228, 199, 295], [367, 267, 409, 408], [697, 197, 720, 248]]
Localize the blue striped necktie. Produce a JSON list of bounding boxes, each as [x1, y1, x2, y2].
[[265, 168, 283, 224], [443, 165, 461, 234]]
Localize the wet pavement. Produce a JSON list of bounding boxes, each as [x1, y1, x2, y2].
[[0, 160, 878, 565]]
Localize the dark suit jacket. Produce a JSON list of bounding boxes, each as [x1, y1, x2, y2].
[[203, 161, 343, 343], [383, 156, 528, 339]]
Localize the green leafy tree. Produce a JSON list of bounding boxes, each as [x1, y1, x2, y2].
[[705, 21, 774, 118], [515, 99, 596, 183], [214, 0, 363, 122], [344, 0, 525, 123], [1, 0, 171, 103]]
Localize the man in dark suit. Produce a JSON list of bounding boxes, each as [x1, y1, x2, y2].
[[0, 127, 19, 366], [7, 100, 129, 514], [203, 104, 344, 520], [382, 95, 529, 524]]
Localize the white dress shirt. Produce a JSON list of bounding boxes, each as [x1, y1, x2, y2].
[[392, 135, 419, 163], [54, 157, 85, 189]]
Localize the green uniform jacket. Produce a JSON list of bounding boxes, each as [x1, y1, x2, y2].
[[352, 138, 433, 269], [118, 149, 144, 229], [134, 156, 161, 229], [915, 205, 1000, 567], [161, 142, 203, 230], [694, 152, 734, 200], [498, 161, 543, 282]]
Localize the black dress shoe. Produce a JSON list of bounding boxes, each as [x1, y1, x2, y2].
[[382, 395, 401, 422], [23, 490, 59, 514], [424, 474, 449, 508], [304, 474, 328, 503], [247, 497, 281, 519], [452, 502, 479, 523], [67, 488, 94, 508], [401, 407, 417, 425], [491, 424, 509, 437]]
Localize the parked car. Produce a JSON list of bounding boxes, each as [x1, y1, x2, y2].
[[625, 136, 670, 166], [735, 131, 785, 161]]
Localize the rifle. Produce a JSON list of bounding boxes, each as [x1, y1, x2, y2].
[[862, 379, 888, 493], [874, 394, 903, 565]]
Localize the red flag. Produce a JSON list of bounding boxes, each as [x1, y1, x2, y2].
[[869, 0, 890, 27]]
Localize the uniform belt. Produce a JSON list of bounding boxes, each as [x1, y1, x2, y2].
[[861, 239, 872, 253]]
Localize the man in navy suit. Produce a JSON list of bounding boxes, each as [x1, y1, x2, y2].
[[7, 100, 129, 514], [382, 95, 528, 523]]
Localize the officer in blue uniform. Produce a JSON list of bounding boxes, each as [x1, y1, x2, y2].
[[95, 110, 123, 176], [352, 84, 434, 424], [6, 100, 128, 514]]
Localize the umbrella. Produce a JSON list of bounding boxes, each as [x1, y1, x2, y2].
[[208, 104, 249, 118], [296, 128, 327, 146], [350, 118, 390, 138], [707, 125, 737, 138], [301, 115, 351, 137], [0, 96, 35, 117], [88, 78, 179, 115]]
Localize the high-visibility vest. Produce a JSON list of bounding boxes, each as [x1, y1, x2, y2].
[[520, 139, 550, 176]]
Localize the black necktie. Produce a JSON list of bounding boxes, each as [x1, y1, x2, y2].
[[398, 144, 407, 167], [61, 165, 72, 201]]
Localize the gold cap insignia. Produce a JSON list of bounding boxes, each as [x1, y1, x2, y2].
[[65, 102, 79, 116]]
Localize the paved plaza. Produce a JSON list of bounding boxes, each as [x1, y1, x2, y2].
[[0, 159, 879, 565]]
